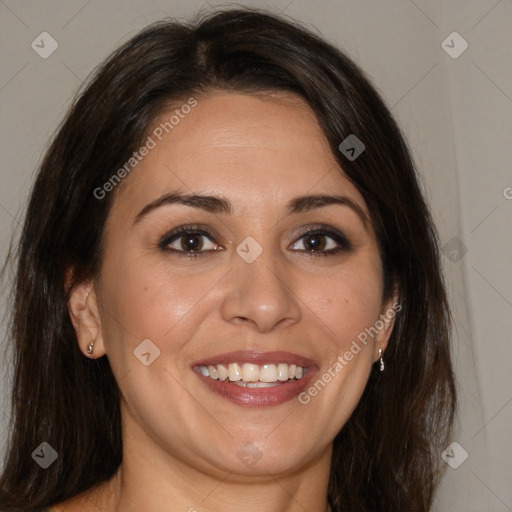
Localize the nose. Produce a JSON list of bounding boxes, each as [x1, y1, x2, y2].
[[220, 245, 302, 333]]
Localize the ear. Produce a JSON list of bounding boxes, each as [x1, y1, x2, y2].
[[68, 280, 105, 358], [374, 287, 401, 362]]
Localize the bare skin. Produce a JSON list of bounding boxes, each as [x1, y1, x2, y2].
[[58, 91, 397, 512]]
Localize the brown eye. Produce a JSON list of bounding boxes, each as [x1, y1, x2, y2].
[[159, 226, 221, 257], [290, 226, 352, 256], [178, 233, 204, 251], [302, 233, 328, 251]]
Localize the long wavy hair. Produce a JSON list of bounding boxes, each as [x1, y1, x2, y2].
[[0, 7, 457, 511]]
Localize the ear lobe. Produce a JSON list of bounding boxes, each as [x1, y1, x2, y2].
[[68, 281, 105, 358], [375, 291, 401, 361]]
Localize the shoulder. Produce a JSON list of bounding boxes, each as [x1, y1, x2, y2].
[[45, 495, 87, 512], [44, 504, 73, 511], [47, 481, 115, 511]]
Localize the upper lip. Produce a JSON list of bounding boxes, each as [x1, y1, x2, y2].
[[192, 350, 317, 368]]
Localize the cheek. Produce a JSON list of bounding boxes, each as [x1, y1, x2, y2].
[[97, 248, 234, 364], [304, 258, 384, 349], [98, 253, 218, 351], [294, 263, 383, 434]]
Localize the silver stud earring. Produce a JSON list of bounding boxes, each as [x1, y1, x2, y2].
[[378, 348, 385, 372], [87, 341, 94, 355]]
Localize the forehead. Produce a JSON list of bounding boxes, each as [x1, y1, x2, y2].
[[112, 91, 368, 218]]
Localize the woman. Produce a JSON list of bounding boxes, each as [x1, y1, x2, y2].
[[0, 7, 457, 512]]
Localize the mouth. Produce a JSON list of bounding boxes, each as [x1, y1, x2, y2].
[[192, 350, 318, 407]]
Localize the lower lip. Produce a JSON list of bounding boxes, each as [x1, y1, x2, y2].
[[193, 368, 318, 407]]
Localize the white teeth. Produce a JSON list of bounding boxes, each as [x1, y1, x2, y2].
[[260, 364, 277, 383], [208, 365, 218, 379], [277, 363, 289, 381], [228, 362, 242, 381], [242, 363, 260, 382], [199, 362, 306, 383], [234, 381, 281, 388], [217, 364, 229, 381]]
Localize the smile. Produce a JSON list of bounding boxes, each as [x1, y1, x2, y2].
[[196, 362, 306, 387], [192, 350, 317, 406]]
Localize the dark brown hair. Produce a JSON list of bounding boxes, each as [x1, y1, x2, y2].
[[0, 7, 457, 511]]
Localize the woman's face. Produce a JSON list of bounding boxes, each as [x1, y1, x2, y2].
[[72, 91, 396, 479]]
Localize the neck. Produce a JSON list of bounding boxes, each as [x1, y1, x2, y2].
[[90, 427, 333, 512]]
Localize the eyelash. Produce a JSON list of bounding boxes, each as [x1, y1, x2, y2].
[[159, 223, 352, 259]]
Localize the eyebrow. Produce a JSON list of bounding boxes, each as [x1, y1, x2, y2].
[[133, 191, 369, 227]]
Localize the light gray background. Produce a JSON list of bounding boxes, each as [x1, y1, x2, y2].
[[0, 1, 511, 510]]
